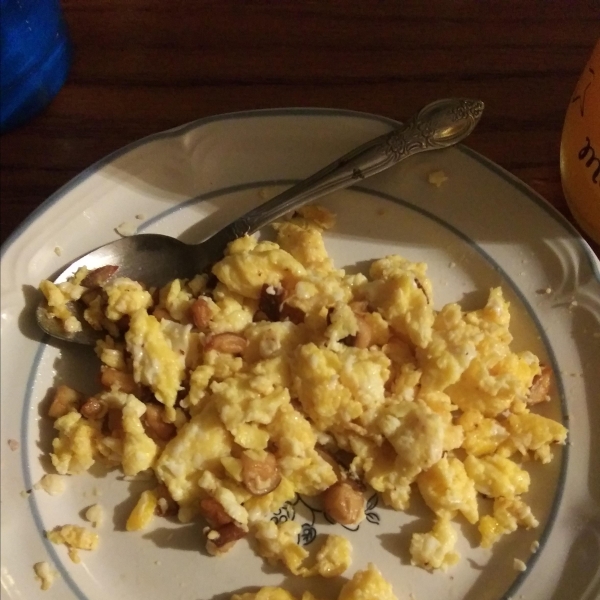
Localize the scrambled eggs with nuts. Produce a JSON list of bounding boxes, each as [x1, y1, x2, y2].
[[39, 205, 567, 595]]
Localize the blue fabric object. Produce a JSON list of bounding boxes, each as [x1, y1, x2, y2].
[[0, 0, 71, 133]]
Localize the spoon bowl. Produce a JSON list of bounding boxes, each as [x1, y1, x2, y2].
[[37, 98, 484, 344]]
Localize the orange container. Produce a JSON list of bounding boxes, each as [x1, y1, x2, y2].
[[560, 39, 600, 244]]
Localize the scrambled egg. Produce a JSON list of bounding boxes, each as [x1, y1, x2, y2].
[[33, 561, 59, 591], [231, 563, 397, 600], [410, 517, 460, 571], [47, 524, 99, 564], [51, 412, 100, 475], [125, 310, 189, 416], [253, 520, 352, 578], [40, 205, 568, 595]]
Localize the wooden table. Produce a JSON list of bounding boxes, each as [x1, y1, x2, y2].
[[1, 0, 599, 257]]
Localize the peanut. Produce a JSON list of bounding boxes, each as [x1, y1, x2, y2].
[[100, 367, 138, 394], [81, 265, 119, 288], [48, 385, 82, 419], [80, 289, 101, 306], [191, 297, 213, 329], [142, 403, 176, 442], [152, 307, 171, 322], [199, 497, 232, 528], [241, 451, 281, 496], [79, 397, 107, 420], [323, 481, 365, 526], [354, 316, 372, 349], [106, 408, 123, 438], [154, 484, 178, 516], [527, 365, 552, 404], [205, 522, 246, 555], [349, 300, 369, 313], [280, 303, 305, 324], [258, 284, 285, 321], [204, 333, 247, 354]]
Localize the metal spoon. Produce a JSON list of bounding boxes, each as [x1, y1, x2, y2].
[[37, 98, 484, 344]]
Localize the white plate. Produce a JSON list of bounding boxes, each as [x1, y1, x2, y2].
[[1, 108, 599, 600]]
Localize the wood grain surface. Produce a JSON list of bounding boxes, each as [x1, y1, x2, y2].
[[1, 0, 599, 256]]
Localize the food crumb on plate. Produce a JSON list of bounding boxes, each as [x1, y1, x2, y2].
[[68, 548, 81, 564], [530, 540, 539, 553], [20, 489, 31, 498], [232, 563, 399, 600], [258, 186, 281, 200], [7, 438, 19, 451], [428, 169, 449, 187], [35, 474, 66, 496], [115, 221, 138, 237], [85, 504, 104, 527], [33, 561, 58, 591], [135, 213, 146, 220], [54, 246, 62, 257], [513, 558, 527, 571], [46, 524, 99, 555]]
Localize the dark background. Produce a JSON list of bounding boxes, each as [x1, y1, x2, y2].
[[1, 0, 599, 253]]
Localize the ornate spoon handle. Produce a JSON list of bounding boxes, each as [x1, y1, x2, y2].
[[202, 98, 484, 258]]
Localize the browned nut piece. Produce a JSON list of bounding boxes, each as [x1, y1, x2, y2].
[[48, 385, 82, 419], [142, 403, 177, 442], [152, 307, 171, 322], [349, 301, 369, 313], [258, 284, 285, 321], [199, 497, 232, 528], [354, 316, 372, 349], [340, 334, 357, 346], [154, 483, 178, 516], [191, 298, 212, 329], [204, 333, 247, 354], [100, 367, 138, 394], [81, 289, 101, 306], [205, 522, 247, 555], [81, 265, 119, 288], [79, 397, 107, 420], [106, 408, 124, 438], [241, 451, 281, 496], [527, 364, 552, 404], [115, 315, 131, 332], [317, 446, 356, 473], [280, 275, 298, 297], [253, 310, 269, 322], [280, 303, 306, 324], [323, 481, 365, 526]]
